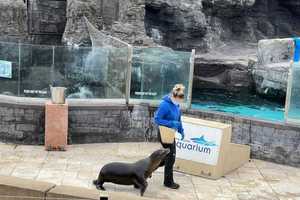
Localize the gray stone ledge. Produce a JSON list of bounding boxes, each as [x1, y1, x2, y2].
[[0, 95, 127, 108]]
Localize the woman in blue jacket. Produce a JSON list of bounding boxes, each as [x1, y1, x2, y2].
[[154, 84, 185, 189]]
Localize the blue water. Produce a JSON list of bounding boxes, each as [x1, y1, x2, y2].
[[192, 90, 285, 122]]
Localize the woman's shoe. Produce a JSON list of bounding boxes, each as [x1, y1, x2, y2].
[[164, 182, 180, 189]]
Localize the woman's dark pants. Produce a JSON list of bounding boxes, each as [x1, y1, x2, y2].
[[158, 129, 176, 186]]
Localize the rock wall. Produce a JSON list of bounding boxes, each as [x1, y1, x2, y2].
[[27, 0, 67, 45], [0, 0, 66, 45], [145, 0, 207, 50], [2, 0, 300, 50], [62, 0, 155, 46], [145, 0, 300, 52], [0, 0, 28, 42], [62, 0, 98, 46]]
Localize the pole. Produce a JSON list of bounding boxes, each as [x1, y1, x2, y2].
[[187, 49, 195, 109], [18, 42, 21, 96], [125, 45, 133, 104]]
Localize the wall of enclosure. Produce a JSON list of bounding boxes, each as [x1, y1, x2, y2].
[[0, 97, 158, 144], [2, 41, 300, 167], [0, 42, 194, 106], [1, 96, 300, 167]]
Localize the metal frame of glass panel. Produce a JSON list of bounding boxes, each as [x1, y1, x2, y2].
[[285, 61, 300, 125], [125, 45, 133, 104], [187, 49, 195, 108], [285, 64, 292, 122]]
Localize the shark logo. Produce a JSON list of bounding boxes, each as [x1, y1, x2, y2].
[[190, 136, 217, 147]]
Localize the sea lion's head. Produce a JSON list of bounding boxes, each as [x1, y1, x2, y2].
[[150, 148, 170, 163], [145, 148, 170, 178]]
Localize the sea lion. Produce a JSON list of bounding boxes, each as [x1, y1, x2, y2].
[[93, 148, 170, 196]]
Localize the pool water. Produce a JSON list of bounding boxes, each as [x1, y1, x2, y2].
[[191, 90, 285, 122]]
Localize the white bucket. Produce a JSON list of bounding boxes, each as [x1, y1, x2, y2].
[[50, 86, 66, 104]]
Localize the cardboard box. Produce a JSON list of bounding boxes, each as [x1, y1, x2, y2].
[[174, 116, 250, 179]]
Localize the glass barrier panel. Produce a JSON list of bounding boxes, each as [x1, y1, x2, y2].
[[54, 46, 128, 99], [0, 42, 20, 96], [105, 47, 128, 98], [286, 62, 300, 124], [130, 47, 191, 104], [19, 44, 53, 98]]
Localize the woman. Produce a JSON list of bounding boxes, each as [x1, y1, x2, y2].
[[154, 84, 185, 189]]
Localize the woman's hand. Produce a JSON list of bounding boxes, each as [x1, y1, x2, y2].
[[172, 121, 185, 140], [180, 131, 185, 141], [179, 128, 184, 140]]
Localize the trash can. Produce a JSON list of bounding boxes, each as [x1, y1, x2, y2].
[[50, 86, 66, 104]]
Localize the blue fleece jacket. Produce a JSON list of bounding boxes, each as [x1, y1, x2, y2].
[[154, 95, 184, 137]]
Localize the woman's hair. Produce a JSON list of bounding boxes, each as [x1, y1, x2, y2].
[[172, 84, 185, 98]]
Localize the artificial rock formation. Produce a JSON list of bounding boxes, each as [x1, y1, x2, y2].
[[27, 0, 67, 44], [62, 0, 99, 46], [144, 0, 300, 52], [145, 0, 256, 51], [62, 0, 155, 47], [3, 0, 300, 51], [145, 0, 207, 50], [0, 0, 66, 45], [0, 0, 27, 42]]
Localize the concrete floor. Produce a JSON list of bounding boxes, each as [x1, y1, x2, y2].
[[0, 142, 300, 200]]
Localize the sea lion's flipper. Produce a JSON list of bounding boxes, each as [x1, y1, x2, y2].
[[133, 179, 142, 189], [93, 179, 98, 185], [98, 185, 106, 190], [140, 181, 148, 196], [159, 160, 165, 167], [135, 175, 148, 196], [97, 179, 105, 190], [94, 174, 105, 190], [94, 180, 105, 190]]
